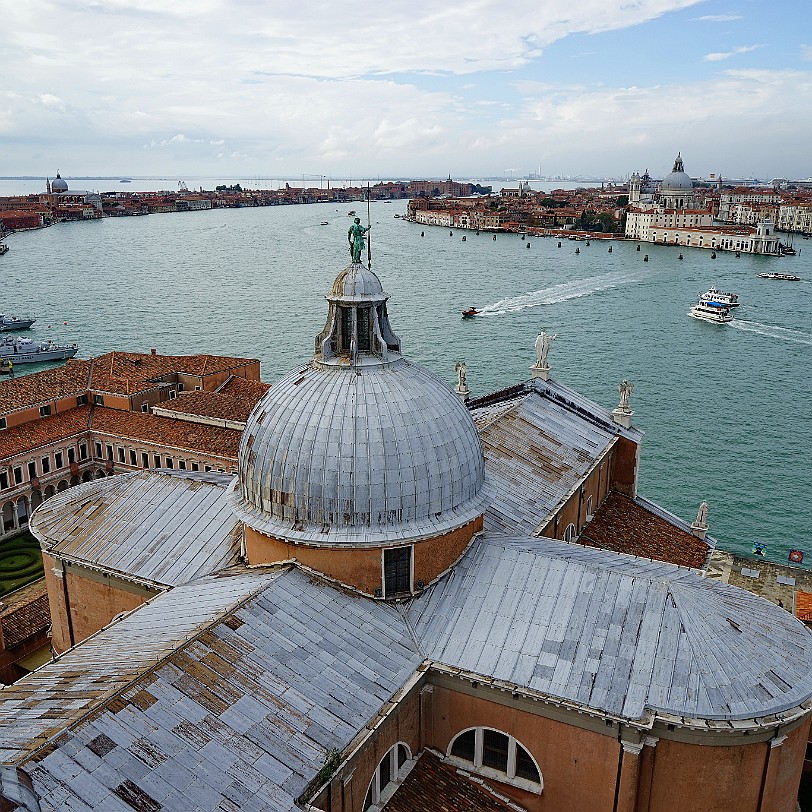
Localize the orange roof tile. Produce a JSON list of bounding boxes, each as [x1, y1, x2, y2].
[[90, 406, 241, 459], [0, 360, 92, 415], [0, 579, 50, 649], [0, 405, 92, 459], [795, 591, 812, 622], [579, 491, 709, 569]]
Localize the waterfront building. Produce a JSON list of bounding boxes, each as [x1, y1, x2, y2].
[[0, 351, 266, 544], [1, 258, 810, 811], [625, 155, 780, 255]]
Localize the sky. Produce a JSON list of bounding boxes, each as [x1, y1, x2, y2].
[[2, 0, 811, 181]]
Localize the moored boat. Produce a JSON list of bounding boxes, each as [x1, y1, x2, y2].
[[690, 301, 733, 324], [0, 314, 36, 331], [699, 287, 739, 307], [757, 272, 800, 281], [0, 337, 78, 363]]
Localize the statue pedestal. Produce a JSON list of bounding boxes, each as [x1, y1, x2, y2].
[[530, 364, 550, 381], [611, 407, 634, 428], [455, 384, 470, 403], [690, 523, 708, 541]]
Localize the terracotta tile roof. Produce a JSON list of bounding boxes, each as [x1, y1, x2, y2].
[[87, 352, 259, 396], [90, 406, 241, 459], [0, 360, 92, 415], [0, 405, 92, 459], [579, 490, 709, 569], [156, 376, 269, 423], [796, 591, 812, 623], [382, 751, 514, 812], [0, 579, 50, 649]]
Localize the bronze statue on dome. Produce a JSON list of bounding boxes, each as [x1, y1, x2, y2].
[[348, 217, 370, 264]]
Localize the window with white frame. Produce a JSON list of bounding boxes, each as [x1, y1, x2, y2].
[[586, 495, 593, 520], [447, 727, 542, 792], [563, 522, 576, 542], [363, 742, 411, 811]]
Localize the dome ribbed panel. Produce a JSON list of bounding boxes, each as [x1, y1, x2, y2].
[[233, 358, 488, 545]]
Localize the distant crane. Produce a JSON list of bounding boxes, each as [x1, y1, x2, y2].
[[178, 181, 188, 192]]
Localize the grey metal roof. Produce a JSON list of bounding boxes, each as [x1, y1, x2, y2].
[[0, 569, 281, 763], [0, 567, 421, 811], [30, 471, 240, 587], [232, 356, 489, 546], [474, 385, 618, 535], [406, 534, 812, 722]]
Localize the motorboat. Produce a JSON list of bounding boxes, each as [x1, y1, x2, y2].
[[320, 221, 329, 226], [0, 337, 78, 363], [0, 313, 36, 331], [690, 301, 733, 324], [699, 287, 739, 307], [461, 308, 480, 318], [758, 272, 800, 281]]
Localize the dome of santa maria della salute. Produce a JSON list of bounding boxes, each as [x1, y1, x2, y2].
[[231, 261, 489, 547]]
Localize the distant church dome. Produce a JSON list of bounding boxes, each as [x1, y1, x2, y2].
[[231, 262, 488, 547], [660, 153, 693, 192], [51, 172, 68, 193]]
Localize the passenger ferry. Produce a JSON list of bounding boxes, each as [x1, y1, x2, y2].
[[699, 287, 739, 307], [690, 301, 733, 324], [0, 337, 78, 363], [757, 272, 800, 281]]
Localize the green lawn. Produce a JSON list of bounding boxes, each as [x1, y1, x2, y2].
[[0, 531, 45, 596]]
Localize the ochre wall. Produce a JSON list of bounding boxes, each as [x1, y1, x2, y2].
[[611, 436, 638, 497], [245, 515, 482, 596], [427, 684, 619, 811], [645, 737, 767, 812], [761, 719, 812, 812], [43, 553, 158, 653]]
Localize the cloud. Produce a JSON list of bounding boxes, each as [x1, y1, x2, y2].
[[703, 45, 761, 61], [802, 45, 812, 61], [693, 14, 743, 21]]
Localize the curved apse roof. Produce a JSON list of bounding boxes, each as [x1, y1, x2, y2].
[[407, 535, 812, 723]]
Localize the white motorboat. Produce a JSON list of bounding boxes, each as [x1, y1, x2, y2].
[[699, 287, 739, 307], [0, 313, 36, 331], [0, 337, 78, 363], [690, 301, 733, 324]]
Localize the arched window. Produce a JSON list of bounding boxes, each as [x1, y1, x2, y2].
[[447, 727, 542, 792], [564, 522, 576, 542], [363, 742, 411, 810]]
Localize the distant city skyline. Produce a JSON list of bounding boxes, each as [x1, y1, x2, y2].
[[2, 0, 810, 179]]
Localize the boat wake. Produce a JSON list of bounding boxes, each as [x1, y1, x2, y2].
[[476, 272, 635, 316], [730, 319, 812, 346]]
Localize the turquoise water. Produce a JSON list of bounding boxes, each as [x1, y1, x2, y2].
[[2, 202, 810, 562]]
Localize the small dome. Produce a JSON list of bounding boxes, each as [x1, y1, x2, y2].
[[231, 262, 489, 546], [329, 264, 386, 303], [51, 172, 68, 193], [660, 153, 693, 191]]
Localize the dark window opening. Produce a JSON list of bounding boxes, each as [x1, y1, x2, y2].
[[94, 442, 102, 459], [384, 547, 411, 596], [41, 457, 50, 474], [106, 444, 114, 461], [142, 453, 149, 468], [27, 461, 37, 479], [451, 730, 476, 763], [55, 452, 64, 468], [482, 729, 509, 773], [117, 447, 125, 463], [39, 404, 52, 417], [93, 394, 104, 406], [0, 472, 8, 490], [154, 455, 161, 468], [515, 743, 540, 782], [340, 307, 353, 352], [13, 467, 23, 485], [357, 307, 371, 351], [129, 449, 137, 466], [79, 444, 87, 460]]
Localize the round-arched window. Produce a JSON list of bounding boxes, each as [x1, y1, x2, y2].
[[447, 727, 542, 792], [363, 742, 411, 811]]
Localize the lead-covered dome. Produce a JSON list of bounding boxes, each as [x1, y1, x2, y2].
[[230, 262, 489, 546], [660, 153, 693, 191], [51, 172, 68, 193]]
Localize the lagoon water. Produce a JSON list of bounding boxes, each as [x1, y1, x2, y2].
[[2, 200, 810, 563]]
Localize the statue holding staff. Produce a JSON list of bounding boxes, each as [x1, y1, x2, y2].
[[348, 217, 370, 264]]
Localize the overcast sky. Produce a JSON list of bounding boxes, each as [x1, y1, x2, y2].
[[2, 0, 810, 180]]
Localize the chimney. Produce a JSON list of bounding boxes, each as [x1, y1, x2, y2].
[[150, 348, 157, 355]]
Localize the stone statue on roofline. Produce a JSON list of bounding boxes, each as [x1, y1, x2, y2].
[[694, 501, 709, 530], [454, 360, 470, 402], [617, 379, 634, 413], [531, 330, 556, 381]]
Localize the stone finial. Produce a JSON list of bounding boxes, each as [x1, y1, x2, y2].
[[531, 329, 556, 380], [691, 501, 710, 540], [454, 361, 470, 403], [611, 379, 634, 427]]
